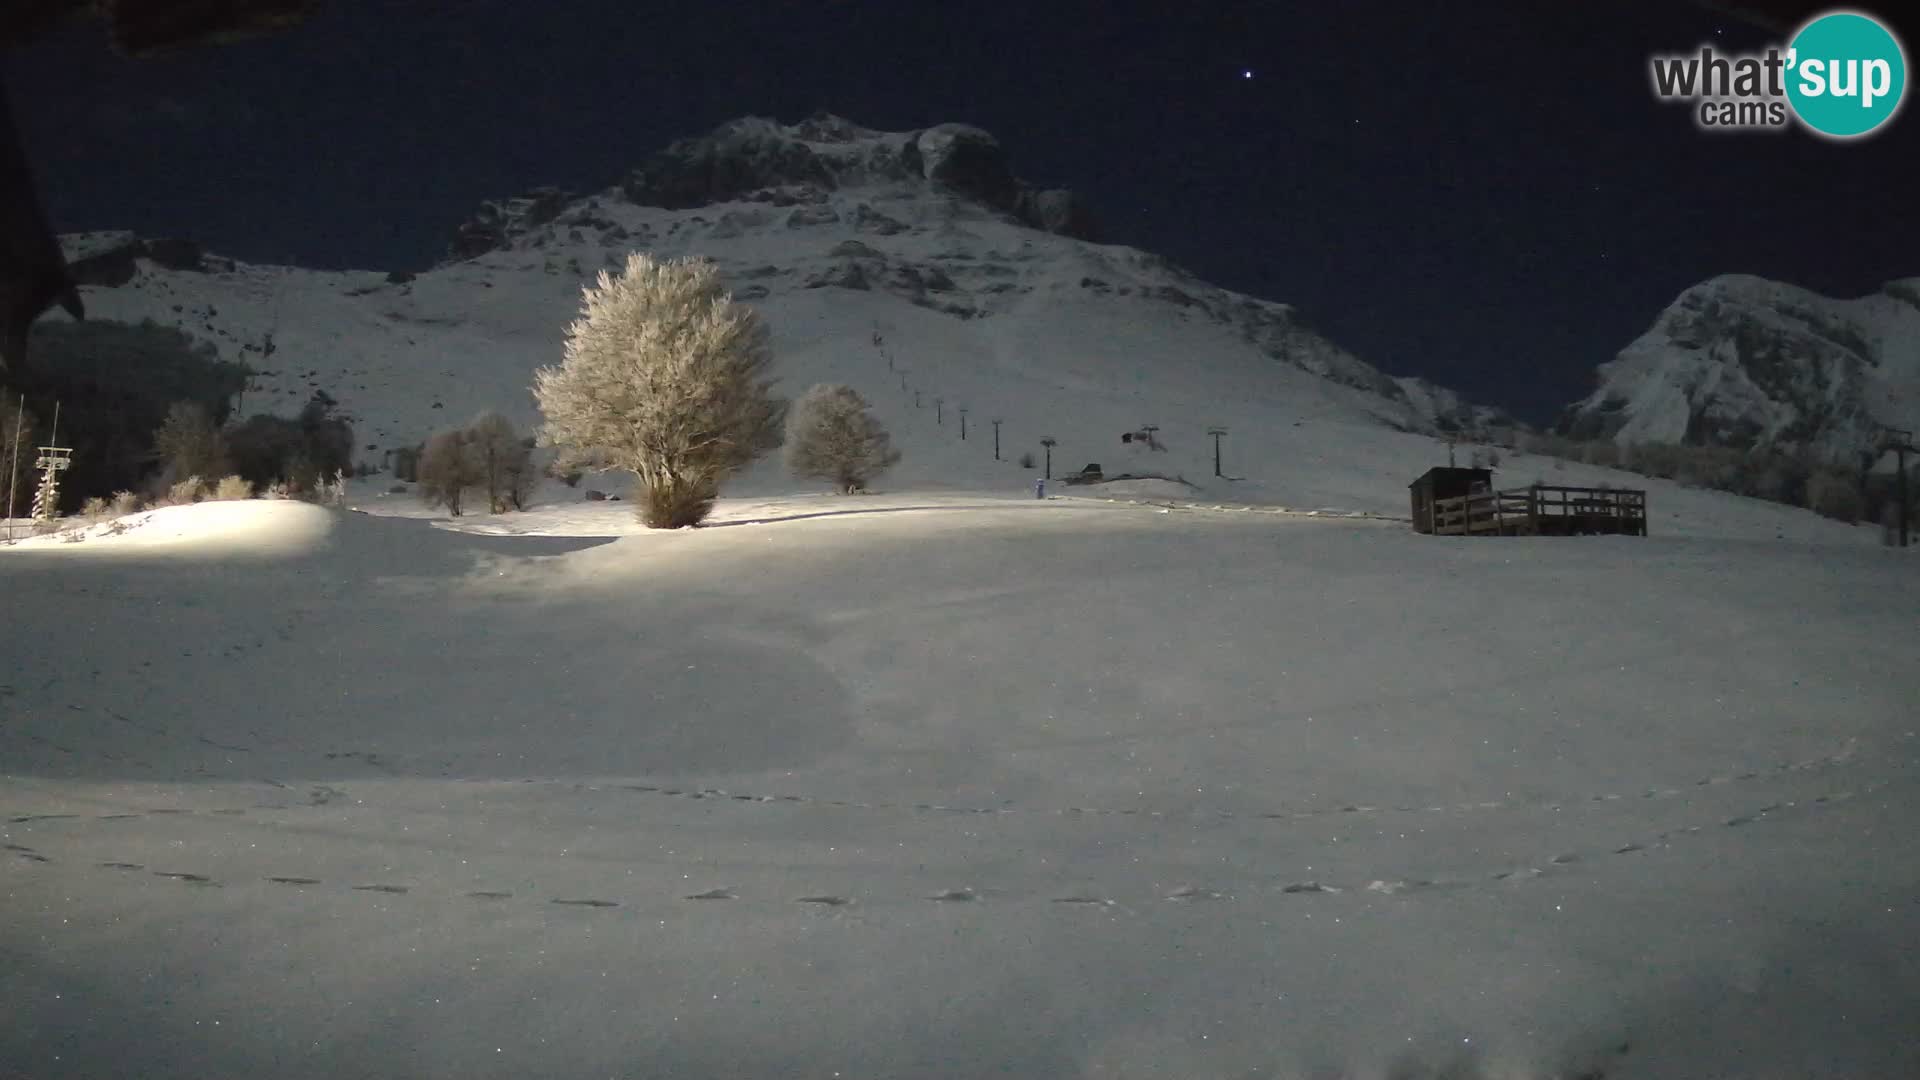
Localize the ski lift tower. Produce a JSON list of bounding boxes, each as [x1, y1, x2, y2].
[[31, 441, 72, 524]]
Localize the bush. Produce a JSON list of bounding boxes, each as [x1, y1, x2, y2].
[[80, 496, 112, 521], [466, 411, 534, 511], [534, 253, 784, 528], [110, 490, 142, 517], [210, 474, 253, 501], [1806, 469, 1864, 523], [226, 392, 353, 494], [783, 383, 901, 494], [1019, 451, 1036, 469], [154, 401, 229, 484], [163, 475, 207, 506], [417, 429, 481, 516]]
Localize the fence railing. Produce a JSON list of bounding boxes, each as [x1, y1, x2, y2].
[[1431, 485, 1646, 536]]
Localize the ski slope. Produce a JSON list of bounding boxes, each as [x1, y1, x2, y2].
[[4, 496, 1917, 1078]]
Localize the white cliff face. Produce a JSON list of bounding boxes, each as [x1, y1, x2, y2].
[[1563, 274, 1920, 465]]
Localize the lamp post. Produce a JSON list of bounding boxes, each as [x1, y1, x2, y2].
[[1039, 436, 1056, 480], [1207, 426, 1228, 478], [991, 419, 1002, 460], [935, 398, 943, 425], [958, 407, 968, 440]]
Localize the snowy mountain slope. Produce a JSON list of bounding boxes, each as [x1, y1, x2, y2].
[[47, 114, 1514, 514], [1561, 274, 1920, 464]]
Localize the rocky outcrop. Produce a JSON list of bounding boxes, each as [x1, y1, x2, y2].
[[614, 114, 1096, 241], [448, 186, 575, 260], [61, 231, 211, 286], [1558, 275, 1920, 463]]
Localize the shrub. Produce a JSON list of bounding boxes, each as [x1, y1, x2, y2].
[[466, 411, 534, 511], [1806, 469, 1864, 523], [210, 474, 253, 501], [154, 401, 229, 482], [226, 392, 353, 494], [1019, 451, 1036, 469], [417, 429, 482, 516], [80, 495, 112, 521], [783, 383, 901, 494], [110, 491, 142, 516], [164, 475, 207, 506], [533, 253, 784, 528]]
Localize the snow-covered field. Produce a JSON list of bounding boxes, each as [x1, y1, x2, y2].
[[4, 493, 1917, 1078]]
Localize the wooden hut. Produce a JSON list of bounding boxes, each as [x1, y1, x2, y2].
[[1409, 467, 1492, 534]]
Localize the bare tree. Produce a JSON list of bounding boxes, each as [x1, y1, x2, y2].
[[533, 253, 784, 528], [417, 428, 482, 516], [784, 383, 901, 494], [466, 411, 534, 511]]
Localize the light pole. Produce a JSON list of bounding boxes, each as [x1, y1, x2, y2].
[[1039, 436, 1056, 480], [991, 419, 1002, 460], [914, 390, 922, 409], [959, 407, 968, 440], [1207, 426, 1228, 478], [935, 398, 943, 425]]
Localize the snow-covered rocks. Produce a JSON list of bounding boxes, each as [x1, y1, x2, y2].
[[1561, 274, 1920, 464]]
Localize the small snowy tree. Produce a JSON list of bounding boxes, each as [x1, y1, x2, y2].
[[533, 253, 785, 528], [784, 383, 901, 494], [417, 428, 482, 516]]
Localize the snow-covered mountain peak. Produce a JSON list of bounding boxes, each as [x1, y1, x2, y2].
[[448, 112, 1098, 263], [1561, 274, 1920, 463]]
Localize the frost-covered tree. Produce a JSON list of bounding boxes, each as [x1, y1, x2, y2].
[[784, 383, 901, 494], [533, 253, 785, 528], [417, 428, 482, 516], [465, 411, 534, 511]]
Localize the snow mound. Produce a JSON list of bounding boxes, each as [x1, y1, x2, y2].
[[8, 501, 338, 555]]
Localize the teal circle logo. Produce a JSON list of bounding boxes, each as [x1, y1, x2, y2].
[[1786, 11, 1907, 138]]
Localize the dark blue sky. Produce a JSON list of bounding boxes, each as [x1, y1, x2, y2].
[[7, 0, 1915, 422]]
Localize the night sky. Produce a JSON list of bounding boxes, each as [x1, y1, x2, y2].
[[6, 1, 1915, 422]]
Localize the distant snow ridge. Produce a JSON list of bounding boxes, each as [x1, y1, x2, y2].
[[1561, 274, 1920, 464]]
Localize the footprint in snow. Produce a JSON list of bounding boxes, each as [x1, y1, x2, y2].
[[1550, 853, 1581, 865], [466, 891, 513, 901], [796, 895, 851, 907], [1051, 895, 1114, 906], [99, 861, 144, 871], [1281, 881, 1338, 894], [1165, 886, 1227, 902], [267, 876, 320, 885], [550, 898, 618, 908], [353, 884, 409, 894], [928, 889, 976, 902], [14, 850, 50, 862], [685, 888, 736, 901], [154, 871, 215, 884]]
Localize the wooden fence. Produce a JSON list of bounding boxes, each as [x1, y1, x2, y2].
[[1430, 485, 1647, 537]]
